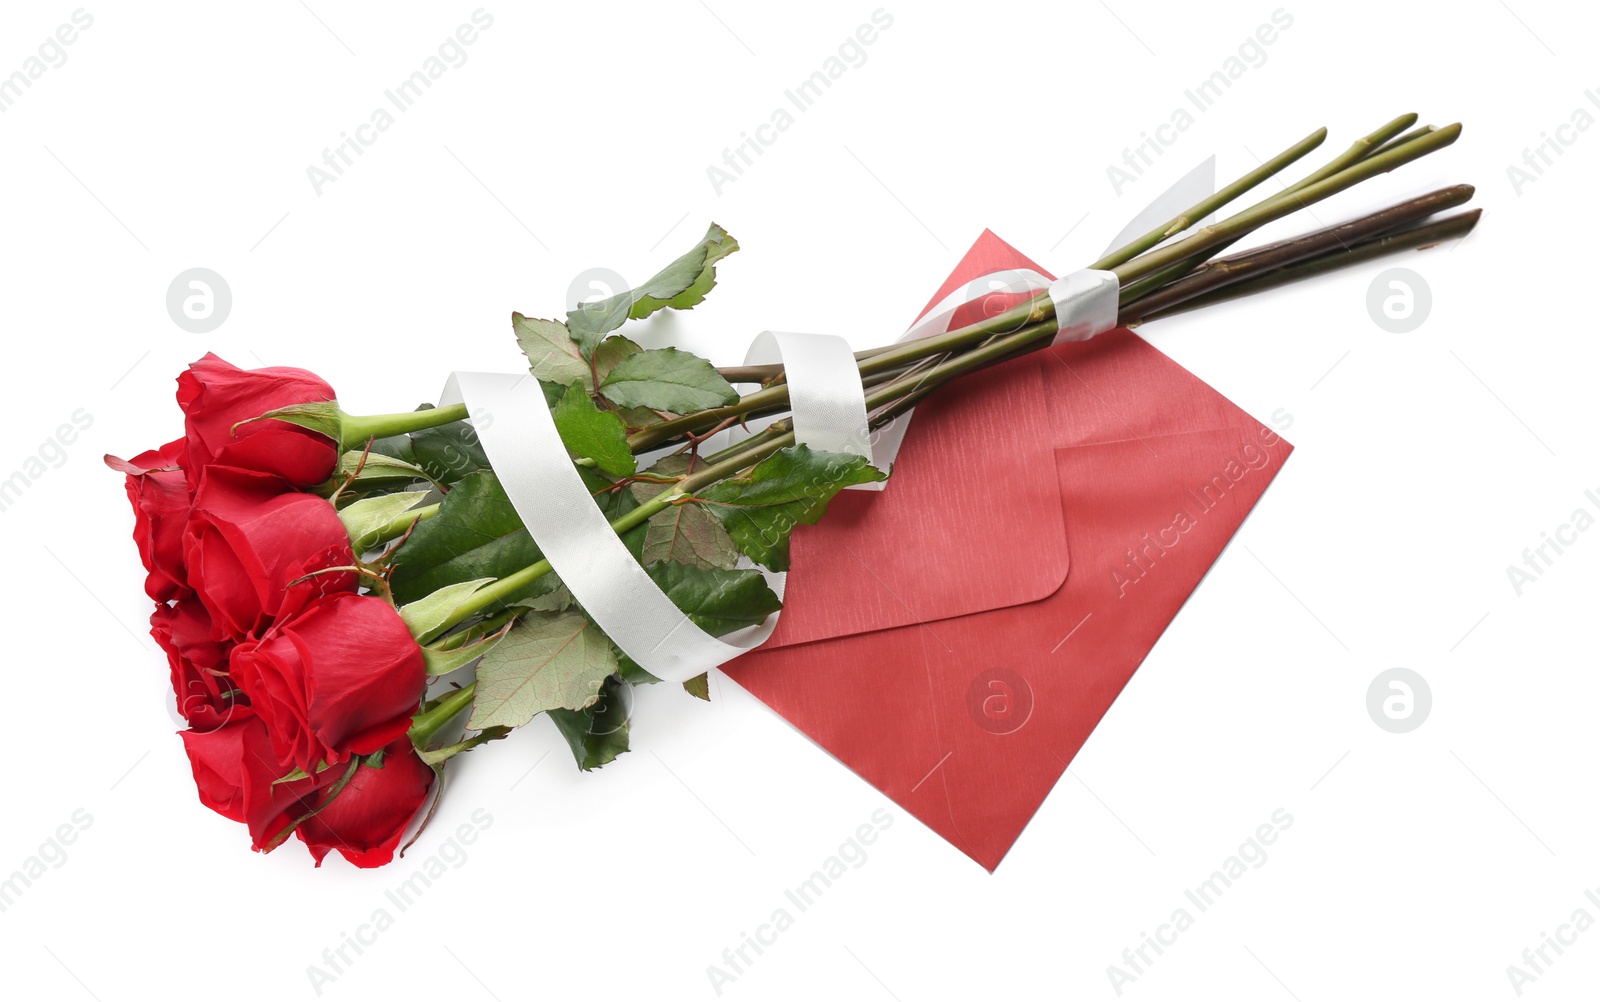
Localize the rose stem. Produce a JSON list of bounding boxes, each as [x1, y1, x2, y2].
[[798, 202, 1483, 429], [409, 683, 478, 746], [860, 201, 1482, 385], [713, 125, 1341, 390], [1109, 123, 1461, 286], [1085, 126, 1333, 270], [640, 125, 1335, 450], [718, 114, 1416, 388], [1116, 113, 1430, 303], [1132, 209, 1482, 322], [1117, 185, 1475, 323], [1369, 124, 1435, 158], [338, 404, 470, 451], [656, 120, 1460, 453]]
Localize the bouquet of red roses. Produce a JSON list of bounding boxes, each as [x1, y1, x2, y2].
[[113, 114, 1479, 868]]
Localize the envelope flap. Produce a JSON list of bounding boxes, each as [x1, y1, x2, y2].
[[761, 354, 1069, 648]]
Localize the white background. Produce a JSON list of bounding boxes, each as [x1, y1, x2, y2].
[[2, 1, 1595, 999]]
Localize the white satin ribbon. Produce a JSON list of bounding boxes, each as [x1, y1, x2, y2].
[[1047, 269, 1120, 343], [904, 268, 1055, 344], [745, 331, 879, 471], [867, 267, 1060, 469], [441, 373, 776, 683], [444, 159, 1217, 680]]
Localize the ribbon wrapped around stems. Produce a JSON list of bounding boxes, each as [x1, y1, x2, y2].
[[441, 160, 1215, 682]]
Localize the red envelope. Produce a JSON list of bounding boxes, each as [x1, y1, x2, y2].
[[722, 231, 1293, 870]]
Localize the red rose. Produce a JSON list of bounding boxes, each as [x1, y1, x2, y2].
[[296, 739, 435, 868], [184, 466, 356, 640], [150, 599, 241, 731], [109, 439, 191, 602], [177, 353, 339, 490], [179, 711, 340, 851], [231, 591, 426, 776]]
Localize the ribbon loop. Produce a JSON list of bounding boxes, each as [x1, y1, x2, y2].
[[745, 331, 878, 470], [440, 372, 776, 683], [1047, 269, 1120, 344]]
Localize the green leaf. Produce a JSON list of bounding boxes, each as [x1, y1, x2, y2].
[[551, 382, 635, 479], [540, 341, 646, 417], [327, 450, 435, 492], [423, 642, 491, 677], [566, 301, 628, 360], [399, 577, 495, 639], [646, 562, 781, 636], [682, 673, 710, 701], [514, 313, 592, 387], [694, 444, 887, 570], [516, 581, 573, 613], [467, 611, 619, 730], [592, 336, 642, 380], [565, 223, 740, 349], [548, 674, 631, 771], [422, 625, 510, 676], [628, 223, 739, 318], [236, 400, 341, 440], [617, 407, 668, 432], [366, 432, 418, 466], [389, 466, 645, 606], [630, 456, 739, 570], [599, 347, 738, 413], [271, 762, 325, 786], [338, 490, 430, 552], [411, 422, 490, 483], [588, 466, 651, 563], [417, 726, 511, 767], [388, 471, 546, 606], [538, 379, 568, 409], [614, 647, 659, 687], [359, 408, 489, 487]]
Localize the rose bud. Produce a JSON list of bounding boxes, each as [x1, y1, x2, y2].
[[107, 439, 191, 602], [184, 466, 357, 641], [177, 353, 340, 490], [296, 739, 435, 868], [150, 599, 241, 731], [179, 711, 341, 851], [231, 591, 427, 777]]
